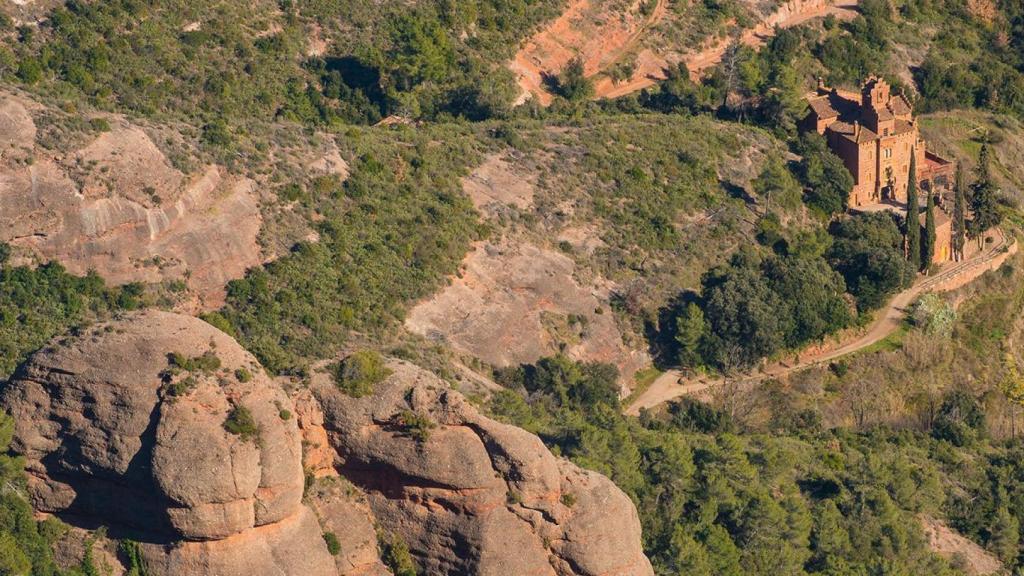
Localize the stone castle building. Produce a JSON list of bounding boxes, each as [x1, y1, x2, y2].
[[804, 77, 955, 264]]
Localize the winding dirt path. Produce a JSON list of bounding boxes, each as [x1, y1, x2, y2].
[[510, 0, 668, 106], [600, 0, 861, 98], [515, 0, 861, 104], [625, 228, 1016, 415]]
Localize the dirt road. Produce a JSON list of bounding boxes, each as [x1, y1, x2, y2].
[[625, 228, 1016, 415], [511, 0, 668, 106], [518, 0, 861, 103]]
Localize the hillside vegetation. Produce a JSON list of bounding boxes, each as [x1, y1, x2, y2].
[[0, 0, 1023, 575]]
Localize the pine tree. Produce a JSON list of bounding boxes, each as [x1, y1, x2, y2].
[[952, 162, 967, 261], [988, 504, 1020, 564], [675, 302, 706, 368], [922, 190, 936, 271], [969, 143, 1002, 247], [905, 152, 921, 272]]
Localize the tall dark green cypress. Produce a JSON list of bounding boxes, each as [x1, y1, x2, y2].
[[922, 190, 936, 271], [970, 143, 1002, 247], [952, 162, 967, 261], [905, 152, 921, 272]]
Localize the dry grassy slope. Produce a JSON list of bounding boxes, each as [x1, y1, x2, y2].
[[408, 115, 798, 388], [919, 110, 1024, 203]]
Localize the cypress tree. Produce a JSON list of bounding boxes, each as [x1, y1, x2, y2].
[[922, 190, 936, 271], [905, 152, 921, 272], [952, 162, 967, 261], [969, 143, 1002, 247]]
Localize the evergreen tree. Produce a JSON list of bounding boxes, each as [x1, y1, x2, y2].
[[922, 190, 936, 271], [969, 143, 1002, 247], [675, 302, 706, 368], [556, 57, 594, 102], [952, 162, 967, 261], [904, 153, 921, 272], [988, 504, 1019, 564]]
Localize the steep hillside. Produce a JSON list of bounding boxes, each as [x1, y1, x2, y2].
[[512, 0, 861, 103], [0, 311, 652, 575], [920, 111, 1024, 202], [1, 0, 1024, 575], [406, 115, 799, 386]]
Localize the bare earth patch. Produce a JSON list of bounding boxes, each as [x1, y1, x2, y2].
[[305, 142, 350, 180], [405, 238, 649, 389], [462, 153, 535, 216], [73, 125, 184, 204], [510, 0, 664, 105], [516, 0, 859, 102], [921, 516, 1003, 576], [0, 96, 37, 150]]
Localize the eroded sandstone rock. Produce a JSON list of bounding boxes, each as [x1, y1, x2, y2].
[[0, 92, 263, 310], [312, 360, 653, 576], [0, 310, 304, 541], [1, 311, 652, 576], [405, 239, 650, 391]]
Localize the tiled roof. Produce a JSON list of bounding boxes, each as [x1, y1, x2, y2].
[[893, 119, 915, 135], [808, 96, 839, 118], [872, 107, 895, 121], [829, 121, 878, 143], [806, 91, 860, 120], [890, 95, 912, 115]]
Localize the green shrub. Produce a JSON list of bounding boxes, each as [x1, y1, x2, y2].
[[322, 532, 341, 556], [553, 57, 594, 102], [88, 117, 111, 132], [334, 350, 391, 398], [235, 367, 253, 383], [223, 406, 259, 441], [279, 183, 304, 202], [200, 312, 237, 338], [168, 350, 221, 374], [0, 413, 65, 574], [393, 410, 435, 443], [379, 532, 417, 576], [0, 263, 126, 380], [167, 376, 198, 397], [119, 540, 148, 576]]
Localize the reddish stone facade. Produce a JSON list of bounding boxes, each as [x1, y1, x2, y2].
[[804, 77, 954, 207], [921, 210, 953, 264], [804, 77, 955, 265]]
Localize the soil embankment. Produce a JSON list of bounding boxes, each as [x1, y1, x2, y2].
[[513, 0, 860, 103]]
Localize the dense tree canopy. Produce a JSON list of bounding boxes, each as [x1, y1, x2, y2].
[[796, 132, 855, 216], [827, 212, 914, 311], [488, 355, 1024, 576]]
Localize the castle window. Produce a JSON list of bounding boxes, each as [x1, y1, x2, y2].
[[884, 128, 890, 136], [883, 148, 893, 159]]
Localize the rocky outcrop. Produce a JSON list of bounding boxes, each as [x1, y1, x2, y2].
[[312, 360, 653, 576], [0, 311, 336, 574], [406, 239, 650, 390], [0, 311, 652, 576], [0, 92, 263, 310]]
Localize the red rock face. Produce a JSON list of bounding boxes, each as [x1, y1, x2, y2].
[[0, 93, 263, 311], [0, 312, 653, 576], [313, 360, 654, 576]]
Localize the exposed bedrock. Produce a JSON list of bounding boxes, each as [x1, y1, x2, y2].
[[0, 311, 652, 575]]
